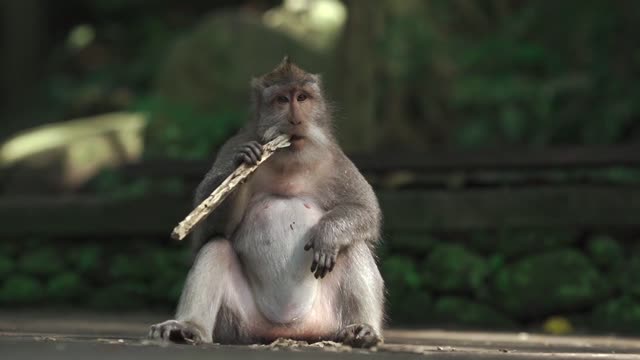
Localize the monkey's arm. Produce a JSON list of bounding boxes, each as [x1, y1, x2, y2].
[[191, 129, 259, 253], [305, 152, 382, 278]]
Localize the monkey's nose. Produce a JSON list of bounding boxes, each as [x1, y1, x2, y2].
[[289, 117, 302, 125]]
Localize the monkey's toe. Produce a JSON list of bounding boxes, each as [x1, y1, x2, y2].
[[149, 320, 204, 344], [337, 323, 381, 348]]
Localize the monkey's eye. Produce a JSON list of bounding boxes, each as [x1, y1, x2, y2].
[[276, 96, 289, 104], [297, 94, 308, 102]]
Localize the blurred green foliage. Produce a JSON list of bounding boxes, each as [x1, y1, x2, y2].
[[137, 96, 244, 160], [592, 297, 640, 333], [88, 168, 186, 199], [492, 249, 610, 317], [0, 275, 44, 304], [0, 239, 191, 310], [2, 230, 640, 334], [356, 1, 640, 149], [31, 1, 640, 157], [19, 248, 65, 276], [432, 297, 514, 328], [421, 244, 488, 294], [587, 235, 624, 270]]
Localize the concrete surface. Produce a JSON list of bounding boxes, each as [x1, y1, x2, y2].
[[1, 311, 638, 359]]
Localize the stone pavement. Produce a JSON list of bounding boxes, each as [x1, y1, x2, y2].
[[1, 311, 639, 359]]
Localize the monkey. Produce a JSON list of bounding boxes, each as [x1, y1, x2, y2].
[[149, 57, 385, 348]]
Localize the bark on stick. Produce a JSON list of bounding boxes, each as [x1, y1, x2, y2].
[[171, 134, 291, 241]]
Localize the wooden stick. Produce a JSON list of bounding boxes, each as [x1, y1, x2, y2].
[[171, 134, 291, 241]]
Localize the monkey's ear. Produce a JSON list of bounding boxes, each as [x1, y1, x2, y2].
[[251, 77, 265, 90], [250, 77, 266, 102], [311, 73, 323, 86]]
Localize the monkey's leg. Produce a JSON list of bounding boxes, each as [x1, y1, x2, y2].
[[149, 239, 257, 344], [335, 244, 385, 348]]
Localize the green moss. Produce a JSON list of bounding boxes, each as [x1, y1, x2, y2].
[[150, 248, 190, 270], [148, 269, 186, 303], [382, 255, 423, 291], [586, 235, 624, 269], [492, 249, 610, 317], [0, 275, 44, 304], [0, 254, 15, 277], [433, 296, 515, 328], [68, 244, 103, 273], [388, 291, 432, 325], [611, 256, 640, 297], [109, 254, 153, 280], [46, 272, 85, 301], [421, 244, 488, 293], [382, 255, 431, 324], [19, 248, 65, 276], [591, 297, 640, 333]]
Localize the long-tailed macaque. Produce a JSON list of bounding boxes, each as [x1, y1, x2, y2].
[[149, 57, 384, 348]]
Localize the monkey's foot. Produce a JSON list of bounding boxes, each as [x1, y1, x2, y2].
[[336, 323, 381, 348], [148, 320, 206, 344]]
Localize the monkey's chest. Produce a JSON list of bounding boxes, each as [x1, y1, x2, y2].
[[232, 194, 324, 324]]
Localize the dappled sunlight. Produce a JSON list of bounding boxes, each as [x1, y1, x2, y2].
[[0, 112, 147, 189], [263, 0, 347, 51]]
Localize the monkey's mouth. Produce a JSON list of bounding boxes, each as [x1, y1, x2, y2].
[[289, 135, 306, 149]]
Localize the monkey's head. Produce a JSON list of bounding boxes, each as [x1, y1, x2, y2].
[[250, 57, 333, 158]]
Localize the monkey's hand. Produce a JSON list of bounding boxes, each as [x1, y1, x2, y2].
[[235, 141, 263, 165], [149, 320, 205, 344], [304, 232, 339, 279]]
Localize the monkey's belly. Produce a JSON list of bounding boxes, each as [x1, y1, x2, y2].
[[232, 195, 324, 324]]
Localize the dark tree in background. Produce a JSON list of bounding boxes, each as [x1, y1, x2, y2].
[[336, 0, 640, 152], [1, 0, 45, 137]]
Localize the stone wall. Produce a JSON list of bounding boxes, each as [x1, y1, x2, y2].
[[1, 228, 638, 335], [383, 230, 640, 334]]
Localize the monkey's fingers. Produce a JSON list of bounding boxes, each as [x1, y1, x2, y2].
[[327, 254, 337, 272], [356, 325, 373, 339], [311, 251, 320, 272], [149, 323, 171, 340], [162, 326, 173, 341], [314, 253, 327, 278], [246, 141, 263, 160], [323, 254, 335, 275], [234, 152, 253, 165], [338, 327, 356, 344], [239, 148, 259, 165], [148, 325, 158, 339], [304, 241, 313, 251], [181, 328, 200, 344], [318, 254, 329, 278]]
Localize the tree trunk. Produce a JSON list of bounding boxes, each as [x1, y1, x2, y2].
[[334, 0, 383, 153], [1, 0, 45, 137]]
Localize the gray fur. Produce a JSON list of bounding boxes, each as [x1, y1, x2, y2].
[[150, 58, 385, 347]]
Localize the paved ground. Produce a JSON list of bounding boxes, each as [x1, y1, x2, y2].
[[1, 311, 639, 359]]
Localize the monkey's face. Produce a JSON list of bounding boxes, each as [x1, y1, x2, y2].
[[251, 58, 333, 160], [257, 81, 330, 150]]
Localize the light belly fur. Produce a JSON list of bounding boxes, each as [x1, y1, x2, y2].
[[232, 194, 323, 324]]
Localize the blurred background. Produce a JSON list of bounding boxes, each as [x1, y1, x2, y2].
[[1, 0, 640, 337]]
